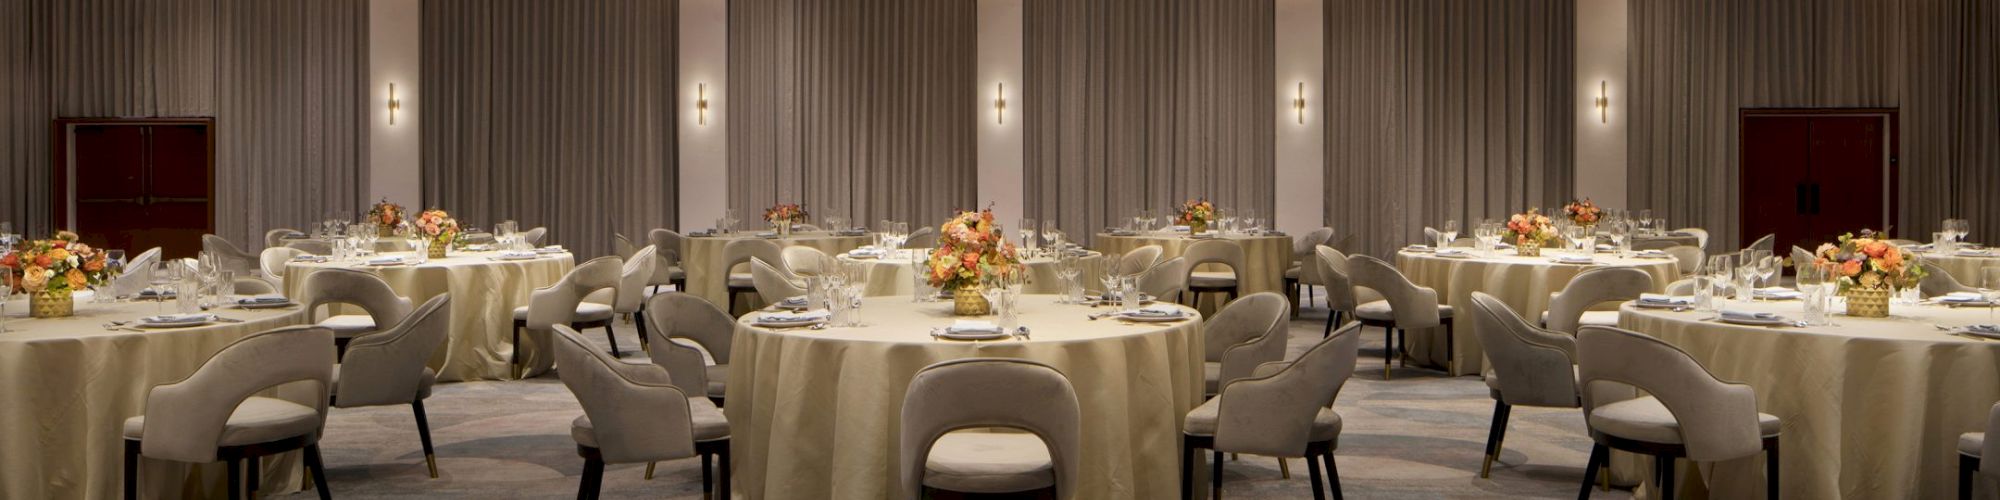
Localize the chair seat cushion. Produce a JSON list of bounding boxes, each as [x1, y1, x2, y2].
[[1962, 432, 1985, 457], [124, 397, 320, 447], [1283, 267, 1301, 279], [1537, 310, 1622, 328], [570, 396, 730, 449], [331, 365, 436, 403], [1353, 300, 1454, 322], [511, 302, 616, 323], [1188, 271, 1238, 288], [705, 364, 729, 397], [318, 315, 378, 338], [1203, 362, 1222, 395], [727, 274, 754, 288], [1588, 396, 1781, 445], [1182, 397, 1343, 443], [922, 432, 1055, 494]]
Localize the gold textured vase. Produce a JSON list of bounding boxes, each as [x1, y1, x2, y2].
[[30, 291, 74, 318], [953, 287, 991, 316], [428, 242, 449, 259], [1843, 287, 1890, 318], [1189, 221, 1207, 235], [776, 221, 793, 236], [1516, 240, 1542, 257], [377, 225, 396, 237]]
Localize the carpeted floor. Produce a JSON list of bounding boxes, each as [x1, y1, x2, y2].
[[279, 302, 1635, 499]]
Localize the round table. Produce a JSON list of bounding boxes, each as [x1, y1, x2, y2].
[[0, 297, 309, 500], [282, 251, 574, 381], [1619, 300, 2000, 499], [682, 232, 873, 308], [834, 249, 1108, 297], [724, 295, 1206, 499], [1394, 250, 1680, 375], [1093, 232, 1294, 296], [1922, 251, 2000, 287]]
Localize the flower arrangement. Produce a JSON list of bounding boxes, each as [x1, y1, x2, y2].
[[1506, 209, 1557, 246], [926, 209, 1023, 292], [1177, 199, 1216, 233], [2, 231, 114, 317], [367, 198, 406, 226], [764, 203, 808, 224], [1811, 230, 1926, 292], [1562, 198, 1603, 226], [415, 209, 460, 240]]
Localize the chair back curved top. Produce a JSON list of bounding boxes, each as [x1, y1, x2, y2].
[[1577, 326, 1762, 462], [527, 256, 623, 331], [904, 226, 938, 249], [1918, 262, 1977, 298], [899, 358, 1081, 500], [613, 233, 640, 260], [1346, 254, 1442, 329], [649, 228, 687, 267], [1423, 227, 1440, 245], [1138, 256, 1189, 299], [1205, 293, 1291, 389], [613, 246, 658, 314], [334, 295, 451, 408], [1664, 245, 1705, 277], [265, 229, 302, 250], [521, 227, 548, 246], [1313, 246, 1363, 312], [645, 292, 737, 364], [551, 325, 696, 464], [1293, 227, 1335, 264], [1674, 227, 1710, 250], [1984, 402, 2000, 477], [1115, 245, 1164, 276], [1744, 233, 1775, 256], [1182, 239, 1246, 281], [1211, 323, 1361, 457], [302, 268, 415, 329], [782, 246, 834, 277], [286, 239, 334, 255], [1663, 278, 1697, 296], [201, 234, 259, 274], [137, 326, 334, 463], [722, 238, 784, 279], [750, 257, 807, 303], [110, 247, 164, 297], [260, 247, 307, 290], [1545, 267, 1654, 334], [1467, 293, 1579, 408]]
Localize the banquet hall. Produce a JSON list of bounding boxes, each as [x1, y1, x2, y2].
[[2, 0, 1997, 498]]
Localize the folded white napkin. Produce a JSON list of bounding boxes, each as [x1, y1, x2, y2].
[[755, 231, 779, 238], [1719, 310, 1779, 321], [1404, 245, 1434, 252], [1125, 304, 1185, 317], [1635, 249, 1669, 257], [778, 296, 809, 306], [1550, 255, 1594, 264], [1596, 244, 1616, 251], [1638, 293, 1695, 305], [1435, 248, 1469, 257], [1967, 324, 2000, 335], [535, 246, 565, 254], [848, 247, 886, 257], [291, 255, 328, 262], [367, 256, 405, 265], [142, 313, 213, 324], [1942, 292, 1988, 303], [464, 244, 495, 251], [238, 296, 289, 305], [1753, 287, 1803, 299], [758, 310, 830, 323], [1494, 242, 1516, 249], [1170, 225, 1191, 233], [948, 320, 1002, 333]]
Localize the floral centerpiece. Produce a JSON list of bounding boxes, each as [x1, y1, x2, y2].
[[367, 198, 407, 236], [1562, 198, 1603, 226], [764, 203, 808, 235], [1811, 229, 1926, 317], [1506, 209, 1558, 256], [415, 209, 460, 259], [1, 231, 114, 318], [1177, 199, 1216, 234], [926, 209, 1023, 315]]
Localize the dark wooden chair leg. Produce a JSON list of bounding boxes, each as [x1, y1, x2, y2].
[[1960, 453, 1977, 500], [1767, 438, 1780, 500], [1212, 450, 1224, 499], [634, 310, 649, 351], [1181, 441, 1195, 500], [123, 440, 138, 500], [1396, 328, 1408, 367], [1305, 454, 1326, 500], [306, 444, 332, 500], [1324, 451, 1343, 500], [413, 399, 438, 478], [227, 458, 241, 500], [1481, 400, 1512, 478], [718, 443, 731, 499], [1444, 318, 1457, 373], [247, 457, 259, 496], [701, 451, 714, 497], [1656, 454, 1675, 499], [577, 457, 602, 500], [1323, 311, 1337, 337], [511, 322, 524, 379], [1578, 443, 1607, 500], [602, 324, 621, 357]]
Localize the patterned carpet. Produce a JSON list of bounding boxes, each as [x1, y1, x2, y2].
[[277, 303, 1635, 499]]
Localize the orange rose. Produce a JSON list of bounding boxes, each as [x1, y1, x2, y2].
[[1861, 241, 1890, 258], [33, 254, 52, 268], [65, 269, 86, 290], [1881, 249, 1903, 269], [0, 253, 16, 268], [1840, 259, 1863, 277], [82, 257, 105, 272]]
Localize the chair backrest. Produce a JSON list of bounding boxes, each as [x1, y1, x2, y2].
[[1293, 227, 1335, 262], [264, 228, 301, 250], [333, 295, 451, 408], [1313, 246, 1364, 312], [1545, 267, 1654, 334], [899, 358, 1080, 500], [521, 227, 548, 246], [1346, 255, 1442, 329], [138, 326, 334, 463], [722, 238, 784, 277], [302, 268, 414, 328], [750, 257, 806, 303], [1116, 245, 1164, 276], [1674, 227, 1710, 250], [1182, 240, 1246, 280], [612, 246, 658, 313], [286, 239, 334, 255], [1918, 262, 1977, 298], [1631, 238, 1680, 251], [1467, 293, 1579, 408], [1205, 293, 1291, 390], [200, 234, 259, 274], [612, 233, 639, 260], [782, 246, 834, 277], [1664, 245, 1705, 277], [645, 292, 736, 363], [1744, 233, 1775, 256], [110, 247, 164, 297], [551, 325, 696, 464], [1577, 326, 1763, 462], [1423, 227, 1440, 245], [1210, 323, 1361, 457], [904, 226, 938, 249], [527, 256, 623, 330], [1138, 256, 1189, 299], [260, 247, 307, 287], [1985, 402, 2000, 478], [648, 228, 687, 266], [1663, 278, 1697, 296]]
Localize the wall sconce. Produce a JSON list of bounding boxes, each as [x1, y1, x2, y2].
[[1594, 80, 1608, 123], [697, 83, 710, 126], [387, 83, 401, 125], [1292, 82, 1306, 124], [994, 83, 1007, 125]]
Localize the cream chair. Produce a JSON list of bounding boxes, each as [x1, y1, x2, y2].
[[1467, 293, 1592, 481], [1139, 256, 1190, 301], [781, 245, 835, 277], [1631, 238, 1680, 251], [1921, 262, 1978, 298], [286, 239, 334, 255], [1423, 226, 1440, 246], [1575, 326, 1781, 499], [1314, 246, 1383, 338], [121, 326, 335, 500], [1744, 233, 1776, 256], [899, 358, 1080, 499], [904, 226, 938, 249], [201, 234, 260, 275], [1183, 240, 1246, 309], [610, 247, 658, 351], [1115, 245, 1165, 276], [1663, 278, 1698, 296], [1674, 227, 1710, 250], [1184, 322, 1362, 500], [513, 257, 623, 378], [1959, 402, 1999, 500], [552, 324, 730, 499], [645, 293, 737, 406], [259, 247, 308, 293], [722, 239, 784, 314], [750, 257, 807, 305], [1202, 292, 1291, 397], [265, 228, 302, 250], [1664, 245, 1705, 277], [1347, 254, 1454, 378], [648, 228, 688, 294], [329, 295, 451, 478], [301, 268, 415, 356], [109, 247, 163, 299], [612, 233, 640, 260], [1542, 267, 1653, 334], [520, 227, 548, 246], [1283, 227, 1336, 313]]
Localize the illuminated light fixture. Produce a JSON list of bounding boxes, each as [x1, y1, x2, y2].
[[1594, 80, 1608, 123], [1292, 82, 1306, 124], [994, 83, 1007, 124], [698, 83, 710, 126], [388, 83, 402, 125]]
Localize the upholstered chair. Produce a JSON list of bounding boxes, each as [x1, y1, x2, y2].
[[1182, 240, 1247, 309], [645, 293, 737, 406], [1958, 402, 1999, 500], [513, 256, 623, 378], [1575, 326, 1781, 499], [1184, 322, 1361, 500], [1423, 227, 1440, 245], [1202, 292, 1291, 397], [1115, 245, 1165, 277], [1467, 293, 1592, 480], [750, 257, 807, 305], [904, 226, 938, 249], [1347, 254, 1454, 378], [721, 239, 784, 315], [1674, 228, 1710, 250], [1664, 245, 1705, 277], [230, 276, 278, 296], [286, 239, 334, 255], [1630, 239, 1679, 251], [201, 234, 261, 275], [552, 325, 730, 499], [265, 229, 302, 250], [1283, 227, 1336, 313], [1744, 233, 1776, 256], [609, 246, 658, 351], [520, 227, 548, 246], [329, 295, 451, 478], [612, 233, 640, 260], [109, 247, 163, 298], [648, 228, 688, 294], [781, 246, 834, 277], [1663, 278, 1698, 296], [1314, 246, 1383, 338], [1921, 262, 1979, 298], [1542, 267, 1654, 334], [302, 268, 415, 356], [121, 326, 336, 500], [1139, 257, 1190, 301], [899, 358, 1080, 499], [259, 247, 307, 293]]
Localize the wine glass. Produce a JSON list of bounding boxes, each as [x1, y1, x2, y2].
[[148, 261, 177, 313], [1018, 218, 1037, 250], [1756, 252, 1779, 295], [1983, 268, 2000, 324], [1440, 220, 1460, 248], [1040, 221, 1059, 251]]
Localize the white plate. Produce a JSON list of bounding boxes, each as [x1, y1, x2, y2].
[[494, 254, 539, 261], [237, 300, 296, 310], [846, 253, 880, 260], [1718, 315, 1789, 326], [753, 319, 824, 328], [1116, 312, 1190, 323], [137, 315, 216, 328], [1959, 327, 2000, 339], [1634, 301, 1695, 309], [1434, 251, 1473, 259], [937, 329, 1011, 340]]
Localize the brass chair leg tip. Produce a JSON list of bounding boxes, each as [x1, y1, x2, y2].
[[644, 462, 656, 480], [426, 454, 439, 478], [1479, 455, 1493, 478]]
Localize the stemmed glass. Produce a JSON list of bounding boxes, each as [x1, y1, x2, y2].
[[1440, 220, 1460, 248], [1756, 252, 1779, 295], [907, 256, 933, 303], [1041, 221, 1060, 253], [148, 260, 177, 313], [1983, 268, 2000, 324], [1704, 255, 1736, 308], [1055, 253, 1083, 303], [1018, 218, 1038, 252]]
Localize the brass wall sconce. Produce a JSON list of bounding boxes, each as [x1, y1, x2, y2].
[[994, 83, 1007, 124], [388, 83, 401, 125], [1292, 82, 1306, 124], [1594, 80, 1608, 123], [698, 83, 710, 126]]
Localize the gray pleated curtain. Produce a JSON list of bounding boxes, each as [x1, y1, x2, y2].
[[0, 0, 369, 248], [727, 0, 976, 231], [1629, 0, 1999, 250], [1022, 0, 1276, 247], [421, 0, 680, 260], [1323, 0, 1576, 258]]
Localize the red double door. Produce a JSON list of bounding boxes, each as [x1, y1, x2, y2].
[[55, 119, 215, 259], [1739, 111, 1898, 256]]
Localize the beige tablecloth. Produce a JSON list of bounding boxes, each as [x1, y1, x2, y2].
[[682, 232, 872, 308], [283, 251, 574, 381], [1394, 251, 1679, 375], [725, 295, 1206, 499], [1631, 233, 1700, 249], [1619, 301, 2000, 499], [834, 250, 1107, 298], [0, 298, 309, 500], [1093, 233, 1293, 295], [1922, 252, 2000, 287]]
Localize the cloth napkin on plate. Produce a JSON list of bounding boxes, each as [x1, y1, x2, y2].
[[1965, 324, 2000, 336], [1404, 245, 1435, 253], [497, 251, 538, 259], [1635, 249, 1670, 258], [535, 246, 566, 254], [1941, 292, 1989, 303], [366, 256, 405, 266], [142, 313, 213, 324], [1752, 287, 1803, 300], [1550, 255, 1594, 264], [1124, 304, 1185, 318], [757, 310, 830, 323], [948, 320, 1002, 334], [1957, 249, 1991, 257], [1719, 310, 1780, 322], [291, 255, 329, 263], [1638, 293, 1695, 306], [1435, 248, 1470, 257], [238, 296, 289, 305], [848, 247, 887, 258]]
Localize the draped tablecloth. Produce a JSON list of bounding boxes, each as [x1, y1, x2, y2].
[[1922, 251, 2000, 287], [283, 251, 574, 381], [834, 249, 1108, 297], [725, 295, 1206, 499], [1618, 301, 2000, 499], [1393, 251, 1679, 375], [1631, 233, 1701, 249], [682, 232, 873, 308], [0, 298, 309, 500], [1093, 233, 1293, 294]]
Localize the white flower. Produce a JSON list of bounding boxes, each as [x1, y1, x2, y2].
[[67, 255, 79, 267]]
